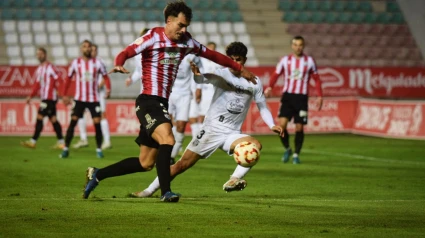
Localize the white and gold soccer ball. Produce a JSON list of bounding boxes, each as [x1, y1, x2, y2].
[[233, 141, 260, 167]]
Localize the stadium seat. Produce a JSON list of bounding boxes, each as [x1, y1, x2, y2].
[[127, 1, 141, 8], [319, 35, 333, 46], [316, 24, 332, 34], [305, 1, 319, 11], [34, 33, 48, 45], [339, 47, 353, 59], [246, 58, 259, 67], [88, 11, 102, 21], [202, 11, 215, 22], [86, 0, 99, 8], [110, 46, 122, 58], [93, 33, 107, 45], [3, 20, 16, 32], [121, 34, 134, 45], [237, 34, 251, 45], [216, 12, 231, 22], [107, 33, 121, 45], [129, 10, 143, 21], [24, 58, 39, 65], [45, 9, 59, 20], [76, 21, 89, 33], [66, 46, 79, 58], [233, 22, 247, 34], [17, 21, 31, 32], [145, 11, 162, 22], [387, 2, 401, 12], [113, 0, 128, 8], [0, 9, 14, 20], [51, 46, 65, 58], [347, 35, 363, 47], [355, 24, 372, 34], [222, 33, 236, 46], [362, 36, 379, 47], [292, 1, 307, 11], [332, 1, 346, 11], [351, 12, 365, 24], [247, 46, 255, 58], [22, 46, 36, 58], [341, 24, 358, 35], [104, 22, 118, 33], [47, 21, 60, 33], [392, 13, 405, 24], [15, 9, 29, 20], [328, 23, 344, 35], [319, 1, 332, 11], [97, 45, 110, 59], [364, 12, 378, 23], [358, 2, 372, 12], [278, 0, 292, 11], [54, 58, 68, 65], [89, 21, 103, 33], [194, 34, 207, 45], [49, 33, 62, 45], [311, 12, 325, 23], [204, 22, 218, 34], [10, 58, 23, 65], [230, 12, 243, 22], [57, 0, 71, 8], [298, 12, 311, 23], [20, 33, 32, 45], [118, 22, 132, 33], [325, 12, 338, 23], [208, 34, 222, 45], [1, 0, 14, 8], [7, 46, 20, 58], [103, 9, 117, 21], [190, 22, 204, 34], [63, 33, 77, 46], [339, 12, 352, 24], [30, 9, 44, 20], [59, 9, 74, 21], [345, 1, 359, 12], [147, 21, 162, 29], [133, 22, 148, 33], [78, 33, 92, 43]]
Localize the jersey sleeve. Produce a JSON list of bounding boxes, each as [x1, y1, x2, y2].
[[253, 78, 266, 103], [129, 30, 155, 55], [50, 65, 60, 80], [310, 57, 318, 74], [67, 60, 77, 78], [98, 59, 108, 76]]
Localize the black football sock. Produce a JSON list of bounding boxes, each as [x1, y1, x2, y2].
[[52, 121, 63, 140], [65, 119, 78, 147], [94, 122, 102, 149], [156, 144, 173, 196], [32, 119, 44, 141], [295, 131, 305, 154], [279, 129, 290, 149], [96, 157, 146, 181]]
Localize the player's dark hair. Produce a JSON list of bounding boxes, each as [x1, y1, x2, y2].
[[292, 35, 305, 43], [92, 43, 98, 50], [225, 42, 248, 58], [37, 47, 47, 55], [164, 1, 192, 23], [207, 41, 217, 48], [140, 28, 150, 36], [81, 39, 92, 46]]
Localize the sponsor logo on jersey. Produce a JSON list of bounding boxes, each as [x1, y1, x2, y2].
[[226, 99, 245, 114]]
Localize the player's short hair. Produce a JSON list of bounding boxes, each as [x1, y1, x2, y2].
[[92, 43, 98, 50], [292, 35, 305, 43], [81, 39, 92, 46], [207, 41, 217, 48], [37, 47, 47, 55], [225, 42, 248, 58], [140, 28, 150, 36], [164, 1, 192, 23]]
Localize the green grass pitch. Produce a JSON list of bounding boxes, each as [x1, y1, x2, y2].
[[0, 134, 424, 237]]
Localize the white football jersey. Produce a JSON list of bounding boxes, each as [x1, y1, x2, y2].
[[200, 58, 220, 93], [171, 54, 202, 95], [202, 68, 265, 131]]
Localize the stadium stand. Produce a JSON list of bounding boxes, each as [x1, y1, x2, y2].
[[0, 0, 257, 67]]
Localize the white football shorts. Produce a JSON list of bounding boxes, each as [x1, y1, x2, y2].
[[98, 90, 107, 112], [186, 125, 249, 159], [189, 98, 199, 118], [168, 92, 191, 121]]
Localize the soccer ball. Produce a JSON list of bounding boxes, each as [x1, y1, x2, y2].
[[233, 141, 260, 167]]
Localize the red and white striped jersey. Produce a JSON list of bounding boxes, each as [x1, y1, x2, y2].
[[270, 54, 319, 95], [30, 62, 60, 100], [124, 27, 204, 99], [67, 57, 108, 102]]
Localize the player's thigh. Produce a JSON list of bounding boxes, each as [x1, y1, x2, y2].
[[138, 144, 158, 170], [71, 101, 86, 119], [151, 123, 175, 145], [174, 94, 191, 122], [278, 93, 295, 122], [37, 100, 49, 118], [293, 95, 308, 125], [186, 126, 224, 159], [199, 91, 213, 116], [224, 134, 262, 156], [278, 117, 289, 129], [87, 102, 102, 123], [43, 100, 58, 119], [172, 149, 202, 176]]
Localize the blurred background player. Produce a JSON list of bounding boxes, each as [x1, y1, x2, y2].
[[198, 42, 221, 123], [82, 1, 256, 202], [60, 40, 111, 158], [188, 73, 203, 138], [74, 44, 112, 150], [265, 36, 323, 164], [21, 47, 64, 149], [125, 28, 149, 90], [133, 42, 283, 197], [168, 54, 203, 164]]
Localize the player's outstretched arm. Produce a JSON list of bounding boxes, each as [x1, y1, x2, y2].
[[256, 101, 283, 137]]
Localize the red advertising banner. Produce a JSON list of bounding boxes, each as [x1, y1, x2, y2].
[[352, 99, 425, 139], [248, 66, 425, 98], [0, 98, 357, 136]]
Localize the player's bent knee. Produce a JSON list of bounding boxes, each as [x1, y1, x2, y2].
[[93, 117, 101, 124], [37, 114, 44, 120]]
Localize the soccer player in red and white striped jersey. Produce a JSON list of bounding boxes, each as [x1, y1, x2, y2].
[[265, 36, 323, 164], [21, 47, 64, 149], [82, 1, 257, 202], [60, 40, 111, 159]]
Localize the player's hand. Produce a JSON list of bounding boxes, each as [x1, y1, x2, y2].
[[195, 89, 202, 103], [264, 87, 273, 98], [109, 66, 130, 74], [98, 79, 105, 87], [125, 78, 132, 87], [25, 96, 31, 104], [105, 91, 111, 99], [316, 97, 323, 111], [240, 67, 257, 85], [62, 96, 71, 106], [190, 61, 201, 75], [271, 125, 284, 137]]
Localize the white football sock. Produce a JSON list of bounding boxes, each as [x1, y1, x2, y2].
[[101, 119, 110, 144], [231, 165, 251, 179], [58, 139, 64, 144], [293, 153, 298, 158], [78, 118, 87, 141], [171, 131, 184, 158], [190, 123, 199, 138], [146, 177, 160, 194]]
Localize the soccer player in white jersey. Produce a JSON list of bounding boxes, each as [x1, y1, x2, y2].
[[132, 42, 283, 197], [82, 1, 257, 203], [125, 28, 149, 90], [21, 47, 64, 149], [74, 44, 112, 150], [199, 42, 221, 123], [168, 54, 203, 164], [60, 40, 111, 159], [265, 36, 323, 164]]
